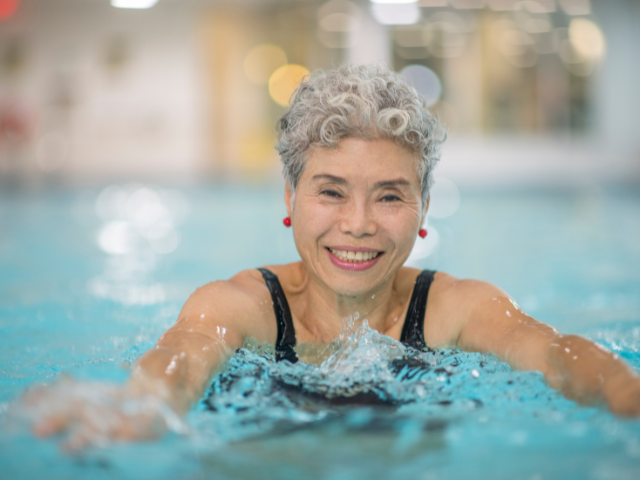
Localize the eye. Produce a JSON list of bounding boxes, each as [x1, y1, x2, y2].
[[381, 194, 401, 202], [320, 189, 343, 198]]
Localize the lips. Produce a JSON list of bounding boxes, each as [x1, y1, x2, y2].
[[327, 247, 380, 262], [325, 247, 384, 272]]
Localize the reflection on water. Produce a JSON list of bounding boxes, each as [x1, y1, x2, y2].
[[90, 184, 190, 305], [95, 184, 189, 256]]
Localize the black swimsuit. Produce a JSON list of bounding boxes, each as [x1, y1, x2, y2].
[[203, 269, 439, 413], [257, 268, 437, 362]]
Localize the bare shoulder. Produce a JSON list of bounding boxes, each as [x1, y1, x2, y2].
[[433, 272, 508, 303], [422, 271, 509, 347], [178, 268, 277, 344], [184, 269, 270, 310]]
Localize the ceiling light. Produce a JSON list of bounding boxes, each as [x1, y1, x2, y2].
[[370, 0, 418, 4], [371, 4, 421, 25], [111, 0, 159, 9]]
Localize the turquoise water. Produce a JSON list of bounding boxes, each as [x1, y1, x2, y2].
[[1, 183, 640, 479]]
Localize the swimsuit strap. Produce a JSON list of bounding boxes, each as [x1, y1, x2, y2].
[[400, 270, 437, 351], [257, 268, 299, 363], [257, 268, 435, 361]]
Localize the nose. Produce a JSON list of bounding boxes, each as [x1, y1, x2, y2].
[[339, 197, 377, 238]]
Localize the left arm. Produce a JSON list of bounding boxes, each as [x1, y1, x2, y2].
[[447, 279, 640, 416]]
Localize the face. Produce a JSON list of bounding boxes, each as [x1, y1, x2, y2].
[[285, 137, 426, 296]]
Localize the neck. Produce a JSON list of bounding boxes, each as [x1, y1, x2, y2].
[[297, 270, 402, 343]]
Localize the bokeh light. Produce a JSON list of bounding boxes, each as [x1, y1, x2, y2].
[[370, 0, 417, 3], [558, 39, 594, 76], [95, 185, 189, 256], [428, 177, 461, 219], [268, 64, 310, 107], [371, 4, 421, 25], [400, 65, 442, 107], [243, 44, 288, 85], [111, 0, 159, 9], [317, 1, 361, 48], [319, 13, 360, 32], [555, 20, 604, 77], [98, 221, 140, 255], [319, 0, 360, 19], [569, 18, 606, 61]]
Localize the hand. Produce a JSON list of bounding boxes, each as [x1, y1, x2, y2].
[[12, 376, 187, 451]]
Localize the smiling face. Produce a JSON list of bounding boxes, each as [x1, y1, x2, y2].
[[285, 137, 426, 296]]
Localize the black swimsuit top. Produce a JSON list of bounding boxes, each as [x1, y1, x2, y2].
[[257, 268, 437, 363]]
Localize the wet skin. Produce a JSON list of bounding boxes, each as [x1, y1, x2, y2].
[[24, 138, 640, 449]]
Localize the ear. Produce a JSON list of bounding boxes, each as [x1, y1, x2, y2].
[[284, 182, 294, 218], [420, 195, 430, 227]]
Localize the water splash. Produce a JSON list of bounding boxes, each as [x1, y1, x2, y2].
[[199, 317, 578, 444]]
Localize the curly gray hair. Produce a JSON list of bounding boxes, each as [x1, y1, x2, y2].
[[276, 63, 446, 205]]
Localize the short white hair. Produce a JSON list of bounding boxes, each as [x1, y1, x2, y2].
[[276, 63, 446, 204]]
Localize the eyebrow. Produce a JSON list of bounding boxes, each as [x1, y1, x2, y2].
[[375, 179, 412, 189], [312, 174, 347, 185], [312, 174, 412, 189]]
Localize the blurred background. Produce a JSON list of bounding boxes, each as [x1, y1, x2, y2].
[[2, 5, 640, 476], [0, 0, 638, 188], [1, 0, 639, 307]]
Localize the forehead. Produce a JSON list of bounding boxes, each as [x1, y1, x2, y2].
[[302, 137, 420, 184]]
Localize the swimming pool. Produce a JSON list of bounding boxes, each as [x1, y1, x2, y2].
[[1, 182, 639, 479]]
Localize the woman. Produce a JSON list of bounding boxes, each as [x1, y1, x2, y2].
[[27, 64, 640, 449]]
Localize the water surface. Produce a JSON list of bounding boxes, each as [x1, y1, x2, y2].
[[1, 184, 639, 479]]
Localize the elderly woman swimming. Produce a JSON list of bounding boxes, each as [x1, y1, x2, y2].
[[29, 64, 640, 448]]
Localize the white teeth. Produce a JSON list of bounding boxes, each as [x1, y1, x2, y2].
[[329, 249, 380, 263]]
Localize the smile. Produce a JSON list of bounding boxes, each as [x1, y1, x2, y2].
[[326, 247, 384, 271], [328, 248, 380, 262]]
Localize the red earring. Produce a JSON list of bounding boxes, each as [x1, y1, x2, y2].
[[418, 228, 427, 238], [283, 217, 292, 227]]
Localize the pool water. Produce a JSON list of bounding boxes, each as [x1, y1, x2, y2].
[[1, 183, 639, 479]]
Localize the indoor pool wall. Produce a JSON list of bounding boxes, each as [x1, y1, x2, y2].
[[1, 183, 639, 480]]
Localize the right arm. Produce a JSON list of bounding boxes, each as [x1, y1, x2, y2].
[[128, 271, 276, 414], [26, 270, 276, 448]]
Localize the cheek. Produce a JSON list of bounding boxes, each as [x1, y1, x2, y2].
[[377, 207, 422, 247], [379, 205, 421, 230], [294, 201, 334, 242]]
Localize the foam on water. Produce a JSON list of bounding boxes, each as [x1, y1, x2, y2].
[[197, 314, 584, 447]]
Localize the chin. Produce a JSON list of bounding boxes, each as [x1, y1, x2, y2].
[[321, 268, 387, 297]]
